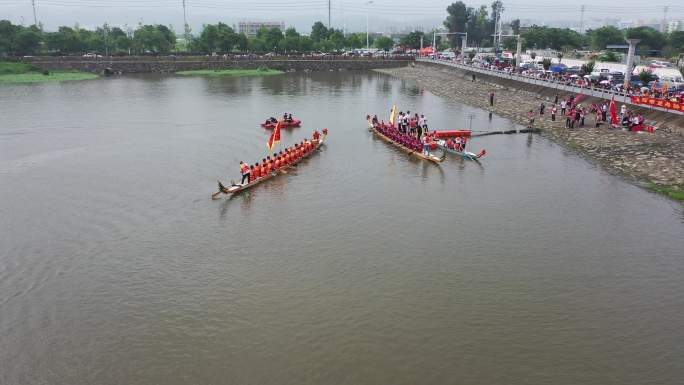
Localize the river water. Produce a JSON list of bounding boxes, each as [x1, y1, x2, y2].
[[1, 71, 683, 385]]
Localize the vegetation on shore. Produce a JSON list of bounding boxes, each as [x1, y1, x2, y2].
[[176, 68, 284, 77], [0, 62, 97, 83], [646, 184, 684, 201]]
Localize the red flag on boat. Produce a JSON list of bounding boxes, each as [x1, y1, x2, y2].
[[267, 120, 281, 152], [609, 95, 619, 126]]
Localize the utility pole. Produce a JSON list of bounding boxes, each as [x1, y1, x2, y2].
[[579, 5, 585, 34], [661, 5, 669, 33], [182, 0, 187, 31], [366, 1, 373, 51], [31, 0, 38, 26], [103, 23, 109, 56], [328, 0, 331, 28], [492, 1, 503, 52]]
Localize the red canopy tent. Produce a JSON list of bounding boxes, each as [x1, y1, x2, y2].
[[419, 47, 435, 56]]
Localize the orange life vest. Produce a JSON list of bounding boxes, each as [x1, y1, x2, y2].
[[240, 163, 249, 174], [266, 161, 271, 174], [260, 164, 266, 176], [275, 159, 281, 169]]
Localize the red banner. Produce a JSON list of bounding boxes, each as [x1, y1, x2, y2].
[[630, 96, 684, 112]]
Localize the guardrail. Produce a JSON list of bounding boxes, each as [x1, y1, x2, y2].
[[417, 58, 683, 116]]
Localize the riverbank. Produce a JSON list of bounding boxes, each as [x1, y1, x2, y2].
[[176, 68, 284, 77], [22, 56, 412, 74], [0, 62, 97, 83], [376, 64, 684, 202]]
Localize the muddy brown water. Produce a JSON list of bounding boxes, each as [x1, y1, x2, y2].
[[1, 72, 683, 385]]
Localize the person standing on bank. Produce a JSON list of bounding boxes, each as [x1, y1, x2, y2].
[[560, 99, 567, 116], [551, 104, 557, 122], [489, 92, 495, 106], [527, 110, 535, 128], [539, 102, 545, 117]]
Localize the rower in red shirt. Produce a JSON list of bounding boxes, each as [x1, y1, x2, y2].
[[250, 164, 258, 181], [312, 130, 320, 141]]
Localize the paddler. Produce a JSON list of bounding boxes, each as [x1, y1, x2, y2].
[[260, 159, 267, 177], [454, 137, 462, 151], [274, 156, 281, 169], [239, 161, 250, 184], [266, 156, 272, 174], [251, 164, 258, 181], [313, 130, 320, 142]]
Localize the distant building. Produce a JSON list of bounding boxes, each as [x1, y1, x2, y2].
[[238, 21, 284, 37], [668, 20, 684, 33]]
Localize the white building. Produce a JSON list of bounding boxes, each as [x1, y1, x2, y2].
[[238, 21, 285, 37], [667, 20, 684, 33]]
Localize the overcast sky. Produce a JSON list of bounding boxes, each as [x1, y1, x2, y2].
[[1, 0, 682, 33]]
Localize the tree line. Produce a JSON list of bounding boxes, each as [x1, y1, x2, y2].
[[441, 1, 684, 59], [0, 20, 396, 56]]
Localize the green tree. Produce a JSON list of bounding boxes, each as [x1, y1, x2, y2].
[[598, 51, 620, 62], [264, 27, 283, 52], [542, 58, 552, 70], [346, 33, 366, 49], [133, 24, 176, 54], [400, 31, 424, 49], [374, 36, 394, 51], [521, 26, 583, 51], [328, 29, 346, 50], [14, 26, 42, 55], [510, 19, 520, 35], [626, 26, 665, 50], [284, 27, 299, 39], [298, 36, 313, 52], [236, 33, 248, 51], [638, 69, 656, 83], [669, 31, 684, 51], [444, 1, 468, 46], [248, 37, 267, 53], [310, 21, 329, 42], [586, 26, 624, 50], [581, 60, 595, 75], [196, 23, 238, 53], [0, 20, 19, 56]]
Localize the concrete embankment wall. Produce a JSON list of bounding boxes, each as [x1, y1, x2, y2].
[[418, 61, 684, 134], [25, 57, 413, 74]]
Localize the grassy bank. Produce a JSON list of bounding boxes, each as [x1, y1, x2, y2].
[[647, 184, 684, 201], [0, 62, 98, 83], [176, 68, 284, 77]]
